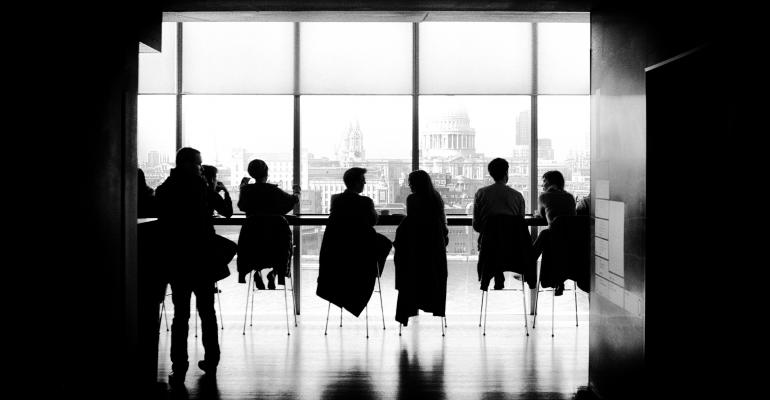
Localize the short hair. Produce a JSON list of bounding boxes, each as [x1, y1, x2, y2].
[[176, 147, 200, 166], [201, 165, 218, 180], [343, 167, 367, 189], [542, 170, 565, 190], [247, 159, 268, 180], [487, 158, 509, 181]]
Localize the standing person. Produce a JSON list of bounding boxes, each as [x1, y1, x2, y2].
[[394, 170, 448, 326], [236, 159, 300, 290], [155, 148, 221, 385], [472, 158, 526, 289], [201, 165, 233, 218], [532, 170, 576, 295]]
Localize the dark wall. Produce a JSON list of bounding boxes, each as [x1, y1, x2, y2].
[[590, 1, 757, 398], [9, 2, 159, 399]]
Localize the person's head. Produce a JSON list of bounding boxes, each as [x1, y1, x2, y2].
[[201, 165, 218, 187], [343, 167, 367, 193], [542, 170, 565, 190], [487, 158, 509, 183], [175, 147, 202, 176], [247, 159, 269, 183], [408, 170, 435, 195], [138, 168, 147, 188]]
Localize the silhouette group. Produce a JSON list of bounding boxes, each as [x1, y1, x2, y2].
[[144, 148, 588, 387]]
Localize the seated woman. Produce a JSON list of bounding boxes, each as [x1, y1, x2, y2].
[[236, 159, 300, 289], [394, 170, 448, 326]]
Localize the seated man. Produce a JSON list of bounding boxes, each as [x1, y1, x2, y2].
[[533, 170, 576, 295], [202, 165, 233, 219], [317, 167, 392, 317], [472, 158, 527, 289]]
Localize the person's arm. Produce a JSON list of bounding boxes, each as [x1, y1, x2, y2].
[[277, 187, 300, 214], [537, 193, 546, 219], [217, 182, 233, 218], [472, 190, 483, 232], [208, 184, 232, 218], [237, 185, 249, 214], [366, 197, 378, 226]]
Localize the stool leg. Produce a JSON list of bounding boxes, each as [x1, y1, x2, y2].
[[533, 282, 540, 329], [324, 302, 331, 336], [365, 306, 369, 339], [283, 278, 291, 336], [289, 271, 298, 327], [250, 272, 256, 327], [478, 291, 485, 327], [522, 279, 529, 336], [483, 291, 489, 336], [444, 316, 447, 328], [194, 300, 198, 339], [376, 270, 385, 330], [574, 280, 579, 327], [551, 288, 555, 337], [216, 282, 223, 330], [242, 271, 252, 335], [441, 316, 445, 337], [339, 307, 343, 327]]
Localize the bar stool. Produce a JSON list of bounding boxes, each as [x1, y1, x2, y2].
[[324, 260, 385, 339], [242, 267, 298, 336], [479, 272, 530, 336]]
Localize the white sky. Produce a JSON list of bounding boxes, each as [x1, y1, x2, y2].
[[138, 21, 590, 165]]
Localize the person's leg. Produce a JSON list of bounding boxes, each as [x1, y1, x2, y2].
[[493, 271, 505, 290], [532, 228, 551, 260], [267, 270, 276, 290], [194, 282, 220, 372], [170, 282, 193, 377]]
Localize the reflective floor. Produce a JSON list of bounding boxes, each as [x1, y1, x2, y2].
[[156, 259, 589, 399]]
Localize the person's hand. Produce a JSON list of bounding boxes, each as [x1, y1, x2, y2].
[[240, 177, 250, 188], [215, 181, 227, 193], [292, 184, 301, 195]]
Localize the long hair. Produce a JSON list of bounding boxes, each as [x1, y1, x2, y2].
[[408, 170, 444, 214]]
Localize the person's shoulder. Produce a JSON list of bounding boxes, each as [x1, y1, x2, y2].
[[476, 184, 492, 196]]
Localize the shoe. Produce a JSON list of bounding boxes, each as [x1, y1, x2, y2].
[[168, 372, 185, 387], [253, 272, 266, 290], [267, 271, 276, 290], [198, 360, 218, 375], [555, 284, 564, 296], [493, 283, 504, 290]]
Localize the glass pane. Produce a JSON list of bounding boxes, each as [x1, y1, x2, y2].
[[537, 23, 590, 94], [419, 95, 532, 214], [419, 22, 532, 94], [536, 95, 590, 201], [183, 22, 294, 94], [300, 23, 412, 94], [182, 95, 294, 213], [300, 95, 412, 213], [139, 22, 177, 94], [137, 95, 176, 189]]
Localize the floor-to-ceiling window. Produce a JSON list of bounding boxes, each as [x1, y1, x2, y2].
[[138, 15, 589, 315]]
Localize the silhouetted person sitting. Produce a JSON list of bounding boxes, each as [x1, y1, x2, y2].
[[394, 170, 448, 326], [202, 164, 233, 219], [533, 170, 576, 295], [472, 158, 527, 289], [317, 167, 392, 317], [155, 147, 222, 385], [138, 168, 157, 218], [236, 159, 300, 290], [576, 194, 590, 216]]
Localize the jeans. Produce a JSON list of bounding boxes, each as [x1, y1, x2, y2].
[[170, 280, 220, 374]]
